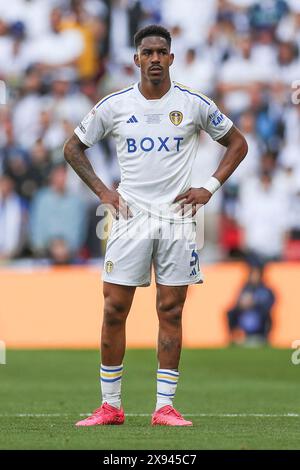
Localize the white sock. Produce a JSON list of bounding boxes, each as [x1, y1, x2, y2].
[[100, 364, 123, 409], [156, 368, 179, 411]]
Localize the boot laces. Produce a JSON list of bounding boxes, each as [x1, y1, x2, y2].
[[165, 406, 182, 418]]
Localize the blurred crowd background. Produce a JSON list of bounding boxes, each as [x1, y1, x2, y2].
[[1, 0, 300, 267]]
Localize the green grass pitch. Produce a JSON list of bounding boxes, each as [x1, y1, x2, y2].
[[0, 348, 299, 450]]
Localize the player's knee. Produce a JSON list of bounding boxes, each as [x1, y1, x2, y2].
[[157, 300, 183, 326], [103, 300, 128, 328]]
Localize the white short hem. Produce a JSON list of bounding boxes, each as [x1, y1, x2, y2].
[[155, 277, 204, 286], [102, 277, 150, 287]]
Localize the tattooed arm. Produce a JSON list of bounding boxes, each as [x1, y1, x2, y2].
[[63, 134, 132, 218], [64, 134, 107, 197]]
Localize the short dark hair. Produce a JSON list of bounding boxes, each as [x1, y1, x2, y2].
[[134, 24, 171, 49]]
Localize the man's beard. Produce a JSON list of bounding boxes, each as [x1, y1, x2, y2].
[[150, 78, 162, 85]]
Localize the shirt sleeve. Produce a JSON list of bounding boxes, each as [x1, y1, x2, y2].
[[74, 99, 114, 147], [198, 99, 233, 141]]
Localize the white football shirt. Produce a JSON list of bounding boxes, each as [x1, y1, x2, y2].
[[74, 81, 233, 221]]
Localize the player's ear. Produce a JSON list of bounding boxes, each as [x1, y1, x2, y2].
[[134, 53, 140, 68], [169, 53, 174, 66]]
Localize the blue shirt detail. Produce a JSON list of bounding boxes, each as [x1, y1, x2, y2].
[[174, 85, 210, 106], [96, 87, 134, 109]]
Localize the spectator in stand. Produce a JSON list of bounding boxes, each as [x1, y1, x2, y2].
[[227, 263, 275, 345], [279, 104, 300, 175], [275, 40, 299, 91], [238, 170, 290, 262], [28, 7, 84, 71], [227, 109, 264, 186], [47, 237, 83, 265], [248, 85, 284, 153], [0, 21, 33, 86], [0, 0, 53, 40], [99, 49, 139, 96], [12, 65, 44, 150], [37, 67, 92, 155], [249, 0, 289, 31], [0, 110, 24, 176], [171, 48, 216, 96], [3, 146, 32, 203], [28, 139, 53, 190], [0, 173, 24, 261], [60, 0, 107, 80], [29, 162, 87, 257], [217, 34, 269, 115], [109, 0, 143, 63], [4, 139, 52, 203], [277, 1, 300, 49], [161, 0, 218, 47], [45, 67, 94, 125]]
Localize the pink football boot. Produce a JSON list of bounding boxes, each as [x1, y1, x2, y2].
[[151, 405, 193, 426], [75, 402, 125, 426]]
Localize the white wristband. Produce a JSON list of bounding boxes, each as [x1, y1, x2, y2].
[[202, 176, 221, 195]]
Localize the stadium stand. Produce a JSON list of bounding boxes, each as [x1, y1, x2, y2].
[[0, 0, 300, 265]]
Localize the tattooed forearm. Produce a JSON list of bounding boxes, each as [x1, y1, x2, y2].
[[63, 134, 108, 198]]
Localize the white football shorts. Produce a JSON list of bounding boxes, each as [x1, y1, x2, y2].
[[102, 206, 203, 287]]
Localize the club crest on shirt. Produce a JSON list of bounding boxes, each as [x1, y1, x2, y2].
[[105, 261, 114, 273], [169, 110, 183, 126]]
